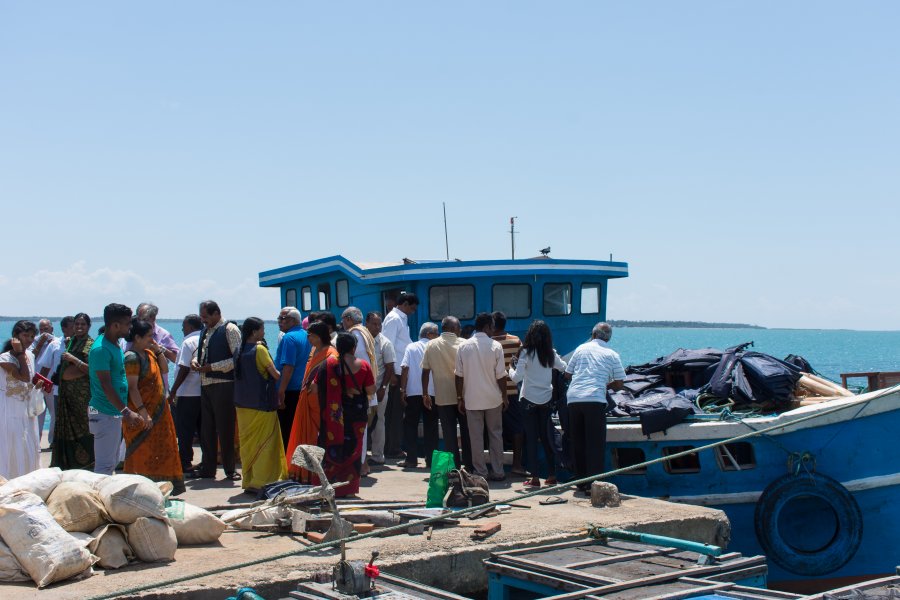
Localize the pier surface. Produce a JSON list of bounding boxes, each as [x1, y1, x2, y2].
[[1, 445, 731, 599]]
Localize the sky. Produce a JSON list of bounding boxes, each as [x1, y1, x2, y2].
[[1, 2, 898, 329]]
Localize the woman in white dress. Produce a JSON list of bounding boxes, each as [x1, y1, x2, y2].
[[0, 320, 41, 479]]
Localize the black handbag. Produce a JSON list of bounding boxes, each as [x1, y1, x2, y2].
[[445, 468, 490, 507]]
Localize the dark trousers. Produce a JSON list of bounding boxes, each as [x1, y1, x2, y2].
[[174, 395, 202, 470], [522, 398, 556, 478], [436, 403, 472, 470], [200, 382, 237, 476], [402, 395, 439, 465], [278, 389, 300, 449], [569, 402, 607, 483], [384, 384, 405, 456]]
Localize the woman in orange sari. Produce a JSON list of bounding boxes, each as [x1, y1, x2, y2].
[[285, 321, 336, 481], [123, 319, 185, 495]]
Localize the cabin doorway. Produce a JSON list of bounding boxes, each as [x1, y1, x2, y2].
[[382, 288, 403, 316]]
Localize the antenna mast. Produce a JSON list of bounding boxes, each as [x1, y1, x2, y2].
[[443, 203, 450, 260], [509, 216, 518, 260]]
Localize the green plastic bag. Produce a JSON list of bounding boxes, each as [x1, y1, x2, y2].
[[426, 450, 456, 508]]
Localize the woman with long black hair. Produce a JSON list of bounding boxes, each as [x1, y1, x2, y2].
[[52, 312, 95, 470], [509, 320, 567, 489], [233, 317, 286, 492], [0, 320, 41, 478]]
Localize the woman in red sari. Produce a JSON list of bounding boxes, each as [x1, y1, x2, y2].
[[285, 321, 337, 481], [311, 332, 374, 497]]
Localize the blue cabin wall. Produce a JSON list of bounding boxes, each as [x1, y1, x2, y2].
[[276, 272, 614, 355]]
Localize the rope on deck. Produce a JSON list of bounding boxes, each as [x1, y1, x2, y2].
[[86, 389, 891, 600]]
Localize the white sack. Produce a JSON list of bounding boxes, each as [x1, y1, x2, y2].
[[88, 524, 133, 569], [165, 499, 227, 545], [126, 517, 177, 563], [0, 490, 96, 588], [0, 467, 62, 502], [47, 481, 111, 533], [0, 536, 29, 583], [61, 469, 107, 487], [221, 504, 291, 531], [96, 474, 166, 524]]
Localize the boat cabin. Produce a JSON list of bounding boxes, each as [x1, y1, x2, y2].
[[258, 255, 628, 354]]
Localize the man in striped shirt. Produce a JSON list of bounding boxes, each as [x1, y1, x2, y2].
[[492, 311, 526, 477]]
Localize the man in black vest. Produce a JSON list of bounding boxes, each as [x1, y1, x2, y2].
[[190, 300, 242, 480]]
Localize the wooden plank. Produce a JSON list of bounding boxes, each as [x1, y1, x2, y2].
[[563, 549, 669, 570], [492, 538, 597, 558], [483, 561, 589, 594]]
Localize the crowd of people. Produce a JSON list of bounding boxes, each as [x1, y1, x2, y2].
[[0, 293, 626, 498]]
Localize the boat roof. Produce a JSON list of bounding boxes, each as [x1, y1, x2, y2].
[[259, 254, 629, 288]]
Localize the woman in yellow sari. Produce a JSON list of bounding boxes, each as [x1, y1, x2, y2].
[[233, 317, 287, 493], [285, 320, 337, 481], [123, 319, 185, 494]]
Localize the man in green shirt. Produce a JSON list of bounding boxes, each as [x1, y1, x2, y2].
[[88, 303, 149, 474]]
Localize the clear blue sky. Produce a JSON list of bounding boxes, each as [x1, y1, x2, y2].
[[2, 2, 898, 329]]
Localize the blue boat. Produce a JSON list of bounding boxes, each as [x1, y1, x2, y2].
[[605, 386, 900, 591], [258, 254, 628, 355], [259, 254, 899, 591]]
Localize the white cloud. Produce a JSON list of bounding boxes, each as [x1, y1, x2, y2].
[[3, 261, 280, 319]]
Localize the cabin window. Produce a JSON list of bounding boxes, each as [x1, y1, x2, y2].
[[580, 283, 602, 315], [492, 284, 531, 318], [429, 285, 475, 320], [716, 442, 756, 471], [543, 283, 572, 316], [662, 446, 701, 474], [301, 286, 312, 311], [317, 283, 331, 310], [285, 288, 297, 309], [336, 279, 350, 307], [612, 448, 647, 475]]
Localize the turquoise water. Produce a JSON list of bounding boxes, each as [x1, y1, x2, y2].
[[3, 319, 899, 384]]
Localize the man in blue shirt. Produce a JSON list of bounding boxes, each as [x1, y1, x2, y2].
[[89, 303, 149, 474], [274, 306, 311, 447]]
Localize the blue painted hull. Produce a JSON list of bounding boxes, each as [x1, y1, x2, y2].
[[604, 388, 900, 584]]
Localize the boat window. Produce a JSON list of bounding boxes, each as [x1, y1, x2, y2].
[[301, 286, 312, 312], [492, 284, 531, 318], [317, 283, 331, 310], [543, 283, 572, 316], [662, 446, 701, 474], [716, 442, 756, 471], [612, 448, 647, 475], [335, 279, 350, 307], [429, 285, 475, 320], [580, 283, 602, 314], [285, 288, 297, 309]]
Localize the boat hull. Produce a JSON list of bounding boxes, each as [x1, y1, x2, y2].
[[603, 386, 900, 586]]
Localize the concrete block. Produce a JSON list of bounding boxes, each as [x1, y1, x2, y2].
[[591, 481, 621, 508]]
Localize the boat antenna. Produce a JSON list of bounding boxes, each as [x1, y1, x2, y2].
[[443, 202, 450, 261], [509, 216, 518, 260]]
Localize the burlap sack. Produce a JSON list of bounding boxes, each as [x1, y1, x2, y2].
[[0, 467, 62, 502], [0, 490, 96, 588], [126, 517, 177, 563], [96, 474, 166, 524], [88, 524, 133, 569], [0, 536, 29, 583], [47, 481, 111, 533], [165, 500, 227, 545]]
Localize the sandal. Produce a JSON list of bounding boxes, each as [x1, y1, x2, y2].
[[225, 472, 242, 481]]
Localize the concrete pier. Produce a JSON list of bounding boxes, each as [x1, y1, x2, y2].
[[0, 460, 731, 599]]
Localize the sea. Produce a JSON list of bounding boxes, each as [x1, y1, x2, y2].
[[3, 318, 899, 384]]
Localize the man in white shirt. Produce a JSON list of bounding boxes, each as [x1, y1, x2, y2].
[[167, 314, 204, 472], [564, 322, 625, 492], [366, 311, 395, 466], [380, 292, 419, 458], [399, 322, 439, 469], [455, 312, 508, 480], [35, 316, 75, 448]]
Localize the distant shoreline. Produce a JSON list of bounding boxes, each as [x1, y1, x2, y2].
[[608, 320, 765, 329]]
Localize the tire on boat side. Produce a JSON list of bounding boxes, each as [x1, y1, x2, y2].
[[754, 472, 862, 576]]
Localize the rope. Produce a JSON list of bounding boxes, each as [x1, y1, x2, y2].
[[86, 388, 892, 600]]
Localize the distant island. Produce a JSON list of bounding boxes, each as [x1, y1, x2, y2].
[[609, 320, 766, 329]]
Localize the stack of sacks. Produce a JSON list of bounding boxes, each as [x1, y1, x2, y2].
[[0, 469, 228, 588]]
